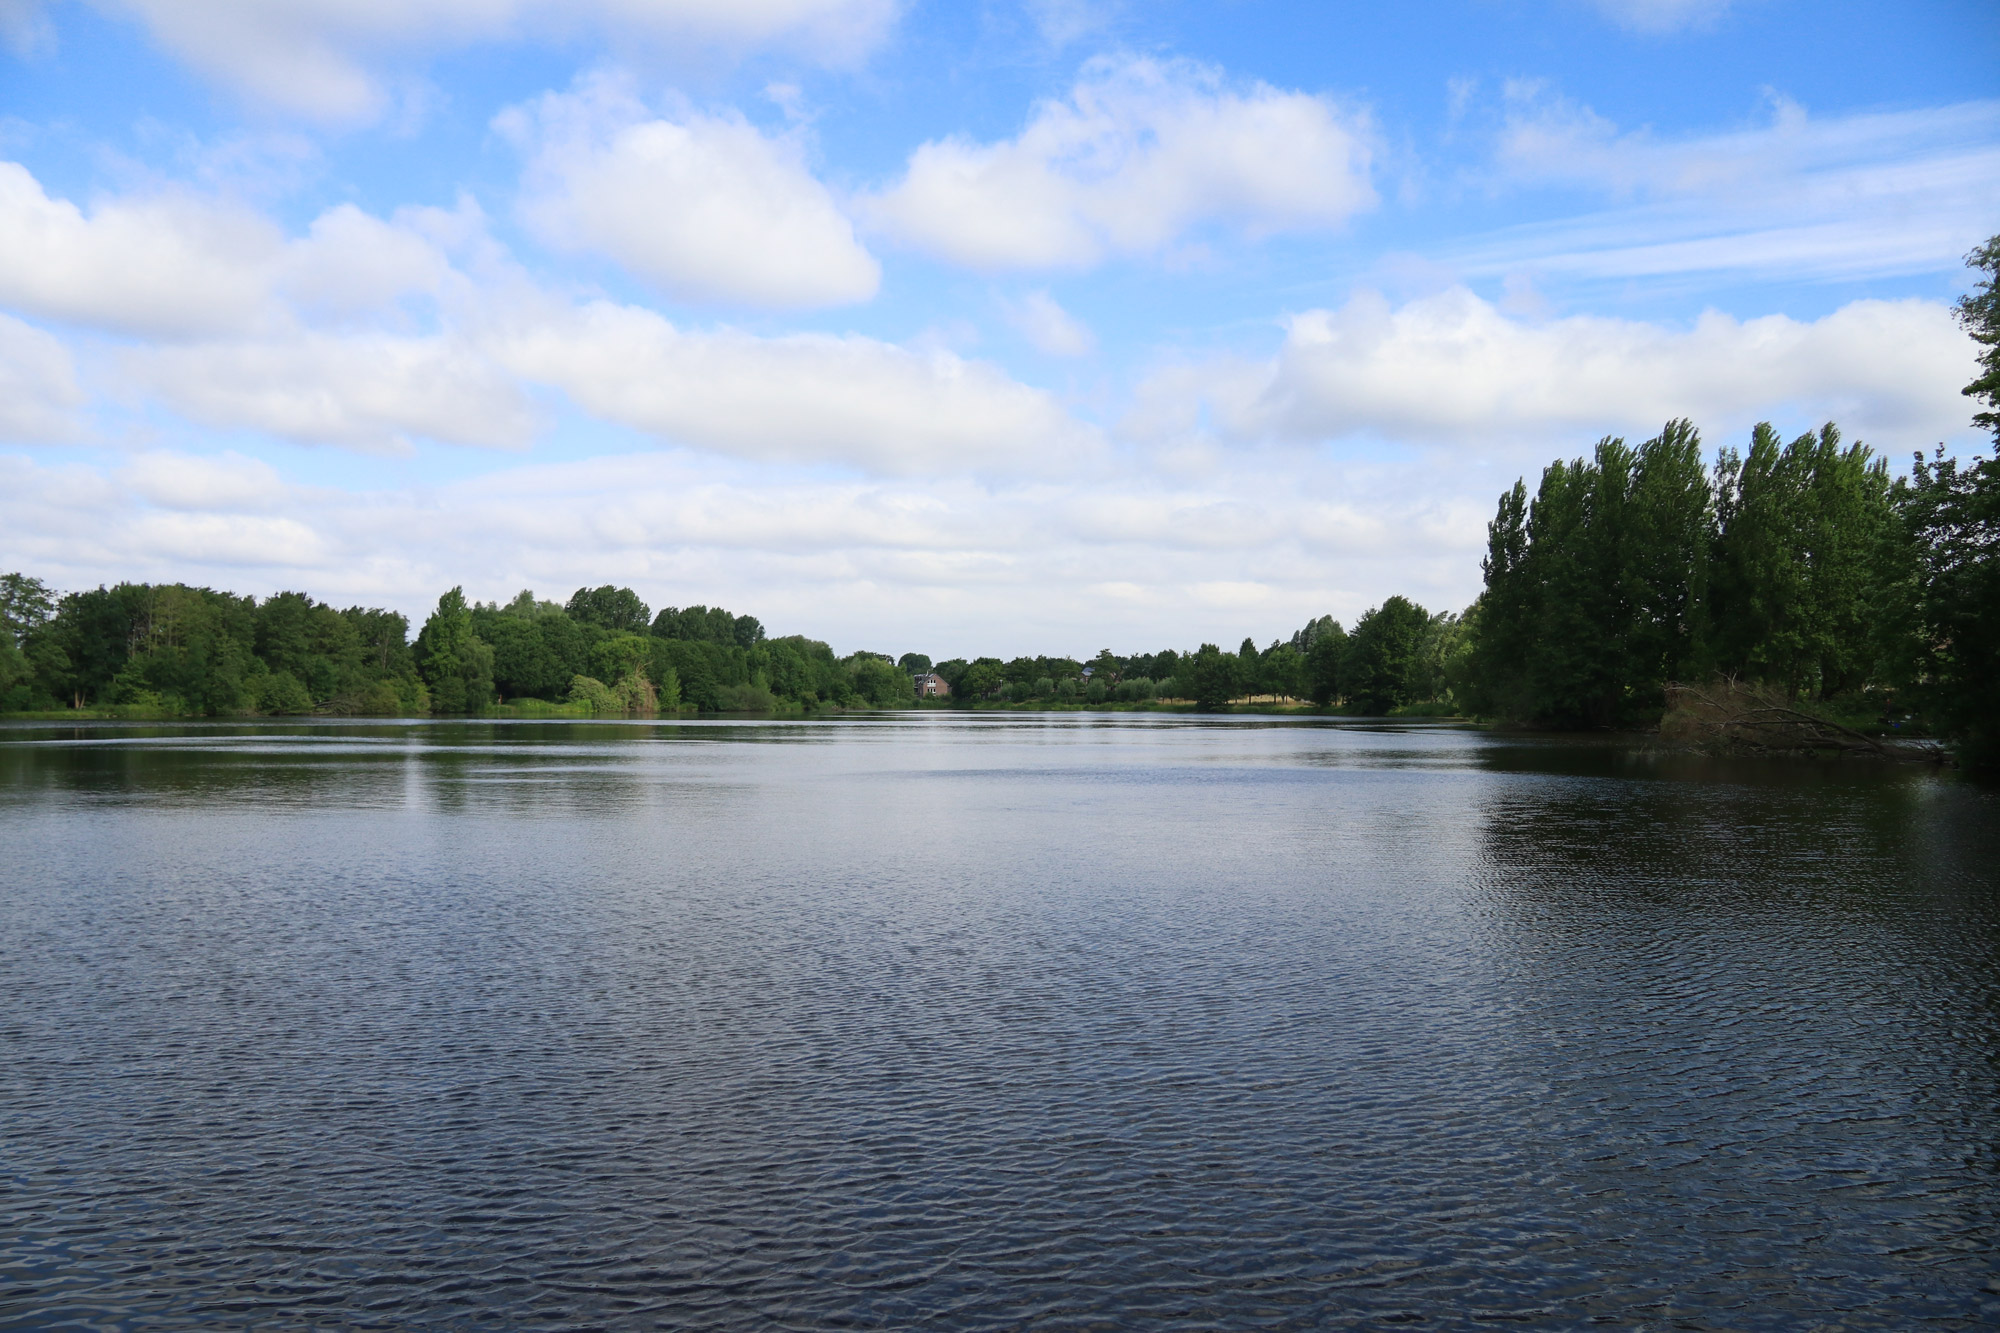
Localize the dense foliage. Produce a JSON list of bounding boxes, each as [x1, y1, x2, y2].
[[922, 606, 1462, 717], [0, 580, 905, 717]]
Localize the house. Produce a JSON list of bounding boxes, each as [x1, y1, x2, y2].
[[913, 671, 951, 698]]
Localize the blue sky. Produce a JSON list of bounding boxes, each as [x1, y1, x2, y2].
[[1, 0, 1995, 658]]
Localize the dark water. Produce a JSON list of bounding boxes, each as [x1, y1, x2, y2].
[[2, 715, 1996, 1331]]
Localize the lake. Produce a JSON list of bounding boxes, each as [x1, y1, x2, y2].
[[2, 714, 1995, 1330]]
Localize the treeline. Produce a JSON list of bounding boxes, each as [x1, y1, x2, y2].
[[918, 599, 1464, 714], [0, 579, 919, 716], [1456, 417, 1996, 762]]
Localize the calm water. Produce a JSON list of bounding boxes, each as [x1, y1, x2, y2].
[[2, 715, 1996, 1331]]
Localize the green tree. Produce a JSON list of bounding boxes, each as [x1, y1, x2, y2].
[[847, 654, 914, 706], [1626, 419, 1713, 692], [256, 591, 362, 702], [1304, 621, 1347, 705], [0, 574, 55, 647], [1889, 233, 2000, 767], [415, 587, 494, 714], [651, 604, 760, 647], [1892, 446, 1998, 765], [1343, 597, 1430, 714], [1264, 645, 1305, 701], [499, 589, 566, 619], [0, 574, 57, 709], [1712, 423, 1892, 699], [1961, 234, 2000, 440], [1189, 643, 1234, 711], [1463, 480, 1532, 719], [567, 585, 651, 633]]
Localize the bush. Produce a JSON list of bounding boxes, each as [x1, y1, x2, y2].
[[566, 674, 619, 714], [254, 671, 315, 715], [716, 682, 776, 712], [359, 680, 403, 714]]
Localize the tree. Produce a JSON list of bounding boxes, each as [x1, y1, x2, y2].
[[652, 604, 752, 645], [0, 574, 54, 647], [499, 589, 566, 619], [1712, 424, 1892, 699], [847, 654, 914, 706], [1189, 643, 1234, 711], [1890, 233, 2000, 768], [1306, 623, 1346, 706], [958, 659, 1003, 699], [256, 591, 363, 702], [567, 585, 651, 633], [1264, 645, 1305, 701], [1343, 597, 1430, 714], [416, 587, 494, 714], [1626, 420, 1713, 692], [1961, 234, 2000, 440], [898, 652, 933, 674]]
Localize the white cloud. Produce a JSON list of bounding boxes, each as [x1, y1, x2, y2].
[[118, 451, 287, 511], [0, 161, 472, 337], [502, 79, 878, 308], [1465, 96, 2000, 285], [0, 160, 1100, 467], [78, 0, 900, 122], [279, 203, 457, 317], [0, 446, 1498, 657], [1136, 287, 1981, 449], [999, 289, 1095, 356], [491, 300, 1100, 474], [863, 56, 1376, 269], [1026, 0, 1120, 48], [1586, 0, 1733, 34], [125, 330, 539, 452], [0, 314, 85, 441], [0, 162, 280, 335], [126, 512, 333, 568]]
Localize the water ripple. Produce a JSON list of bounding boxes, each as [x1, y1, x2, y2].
[[1, 716, 1995, 1330]]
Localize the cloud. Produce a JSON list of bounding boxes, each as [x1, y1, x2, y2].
[[77, 0, 901, 122], [1585, 0, 1733, 34], [501, 78, 878, 308], [1136, 287, 1981, 450], [491, 300, 1101, 475], [118, 451, 289, 511], [862, 56, 1376, 270], [0, 160, 1098, 467], [1026, 0, 1121, 48], [124, 330, 539, 452], [279, 203, 457, 317], [0, 161, 472, 337], [0, 314, 85, 441], [0, 162, 280, 335], [999, 289, 1095, 356], [0, 0, 53, 54], [0, 446, 1499, 658], [1464, 95, 2000, 286]]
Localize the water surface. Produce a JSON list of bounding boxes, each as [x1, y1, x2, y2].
[[2, 715, 1995, 1330]]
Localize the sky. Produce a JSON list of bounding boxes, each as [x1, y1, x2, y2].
[[1, 0, 1995, 659]]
